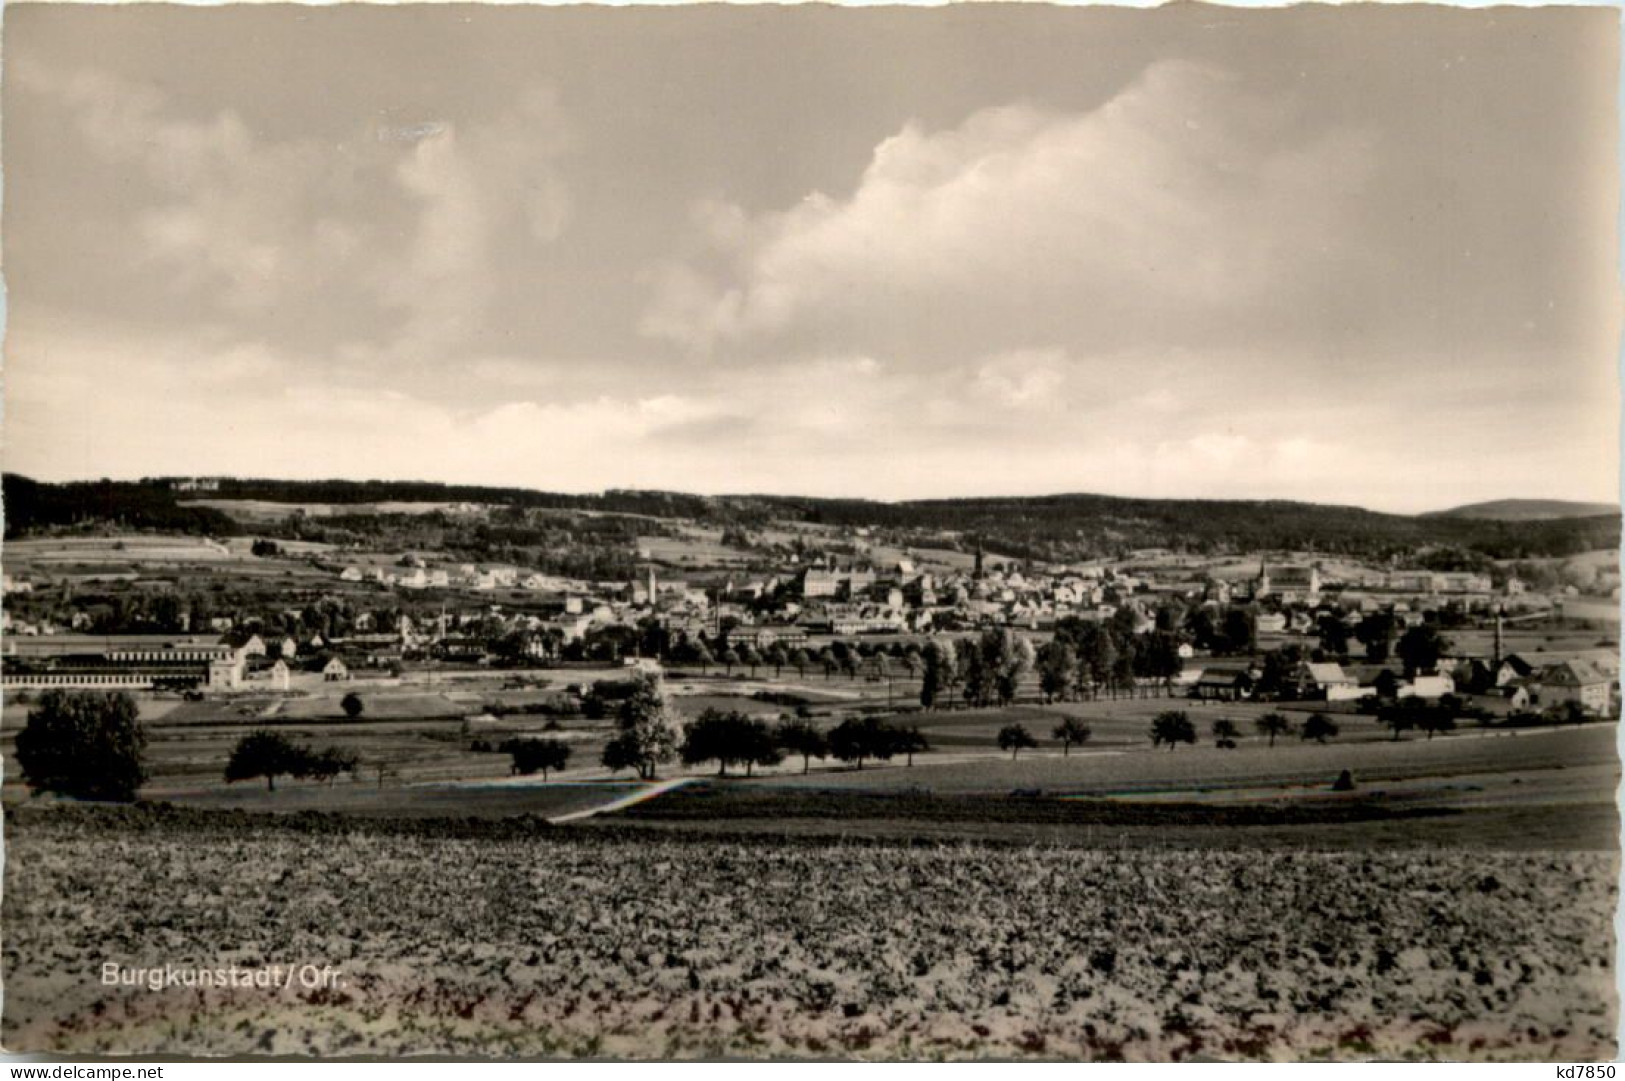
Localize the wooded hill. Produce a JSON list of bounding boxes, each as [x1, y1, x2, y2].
[[4, 474, 1617, 563]]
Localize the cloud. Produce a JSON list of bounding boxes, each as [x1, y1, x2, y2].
[[975, 349, 1068, 410], [19, 63, 572, 365], [642, 60, 1376, 362]]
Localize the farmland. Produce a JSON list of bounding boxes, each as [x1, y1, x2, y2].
[[2, 474, 1619, 1061], [3, 805, 1613, 1060]]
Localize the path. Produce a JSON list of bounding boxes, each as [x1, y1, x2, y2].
[[546, 776, 699, 823]]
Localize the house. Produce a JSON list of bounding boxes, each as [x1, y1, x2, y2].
[[1255, 613, 1287, 634], [1405, 674, 1453, 700], [268, 659, 291, 692], [339, 567, 364, 582], [1304, 662, 1360, 701], [221, 632, 268, 659], [1192, 666, 1255, 702], [322, 657, 350, 682], [1531, 660, 1613, 715], [277, 636, 299, 660]]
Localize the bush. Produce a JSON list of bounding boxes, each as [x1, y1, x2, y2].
[[15, 690, 147, 802]]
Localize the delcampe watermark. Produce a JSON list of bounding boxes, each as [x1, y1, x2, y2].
[[101, 963, 345, 993]]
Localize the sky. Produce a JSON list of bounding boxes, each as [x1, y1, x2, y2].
[[1, 3, 1620, 514]]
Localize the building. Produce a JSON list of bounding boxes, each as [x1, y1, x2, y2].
[[801, 566, 876, 600], [1303, 662, 1360, 701], [322, 657, 351, 682], [2, 635, 243, 691], [1531, 660, 1613, 715], [1192, 666, 1255, 702], [725, 624, 809, 651], [268, 659, 291, 692], [1252, 560, 1320, 601]]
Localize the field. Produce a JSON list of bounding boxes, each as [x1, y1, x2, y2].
[[2, 806, 1613, 1060], [3, 662, 1617, 1060]]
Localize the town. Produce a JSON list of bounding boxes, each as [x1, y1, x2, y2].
[[2, 478, 1618, 748]]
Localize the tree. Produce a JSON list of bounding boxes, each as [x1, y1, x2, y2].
[[959, 642, 993, 707], [997, 723, 1038, 760], [790, 648, 812, 679], [601, 734, 642, 775], [15, 690, 147, 802], [720, 648, 740, 676], [1218, 608, 1257, 655], [1211, 718, 1240, 749], [681, 709, 738, 775], [340, 692, 364, 720], [1258, 646, 1307, 700], [1301, 712, 1339, 743], [1255, 712, 1293, 748], [680, 709, 780, 776], [1378, 698, 1420, 741], [225, 730, 314, 791], [1356, 612, 1397, 663], [775, 717, 828, 774], [1037, 640, 1077, 702], [1150, 710, 1197, 751], [994, 633, 1036, 706], [1140, 632, 1185, 696], [828, 717, 896, 770], [1317, 615, 1351, 658], [1052, 717, 1092, 756], [1396, 624, 1451, 678], [891, 725, 929, 766], [920, 639, 957, 710], [1413, 707, 1457, 741], [817, 646, 837, 681], [508, 738, 571, 779], [601, 670, 682, 780], [691, 641, 715, 674], [307, 746, 361, 784], [765, 643, 789, 677]]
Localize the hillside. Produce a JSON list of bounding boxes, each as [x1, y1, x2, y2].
[[4, 474, 1618, 563], [1425, 499, 1621, 522]]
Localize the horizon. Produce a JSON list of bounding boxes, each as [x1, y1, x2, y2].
[[7, 469, 1620, 519], [2, 5, 1620, 516]]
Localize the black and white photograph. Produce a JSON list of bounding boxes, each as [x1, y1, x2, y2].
[[0, 0, 1620, 1064]]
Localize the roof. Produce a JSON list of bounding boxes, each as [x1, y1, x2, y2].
[[1195, 667, 1252, 685], [1305, 662, 1352, 684], [7, 634, 228, 658], [1536, 660, 1612, 687]]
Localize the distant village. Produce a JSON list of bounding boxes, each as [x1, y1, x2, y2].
[[3, 527, 1618, 721]]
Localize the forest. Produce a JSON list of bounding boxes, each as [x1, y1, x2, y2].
[[4, 473, 1616, 563]]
